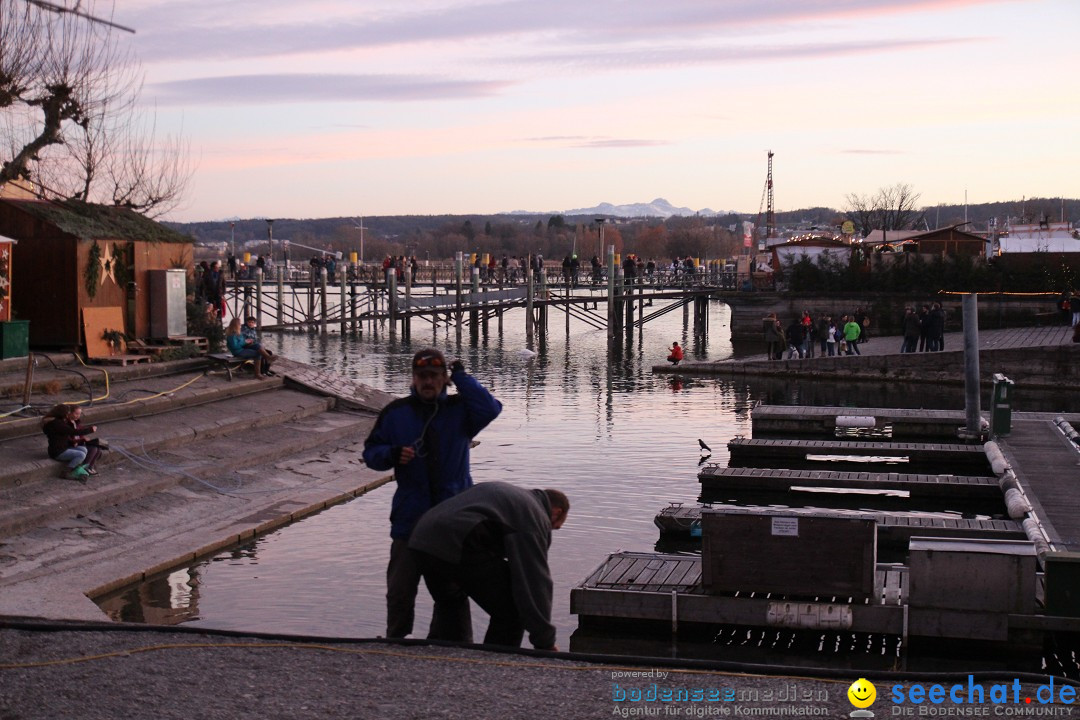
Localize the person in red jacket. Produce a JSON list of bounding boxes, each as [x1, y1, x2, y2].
[[667, 341, 684, 365]]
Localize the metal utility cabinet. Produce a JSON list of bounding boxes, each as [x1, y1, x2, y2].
[[149, 269, 187, 338]]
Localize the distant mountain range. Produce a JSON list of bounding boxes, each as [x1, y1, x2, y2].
[[514, 198, 729, 218]]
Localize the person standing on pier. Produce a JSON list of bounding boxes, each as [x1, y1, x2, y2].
[[409, 481, 569, 651], [843, 315, 862, 355], [363, 349, 503, 641], [202, 261, 226, 319], [901, 307, 921, 353], [763, 313, 783, 361]]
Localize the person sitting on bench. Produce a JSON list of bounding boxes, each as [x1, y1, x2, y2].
[[226, 317, 274, 379]]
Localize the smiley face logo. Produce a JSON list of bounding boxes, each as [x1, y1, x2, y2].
[[848, 678, 876, 709]]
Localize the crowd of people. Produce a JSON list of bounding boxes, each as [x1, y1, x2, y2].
[[763, 304, 950, 360]]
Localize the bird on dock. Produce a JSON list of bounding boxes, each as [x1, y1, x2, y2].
[[698, 439, 711, 453]]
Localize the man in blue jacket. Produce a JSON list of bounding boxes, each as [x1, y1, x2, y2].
[[363, 348, 502, 639], [409, 481, 569, 651]]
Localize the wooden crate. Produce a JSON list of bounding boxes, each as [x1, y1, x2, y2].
[[701, 510, 877, 601]]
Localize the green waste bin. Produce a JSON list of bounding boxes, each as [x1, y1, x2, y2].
[[991, 373, 1014, 437], [0, 320, 29, 359]]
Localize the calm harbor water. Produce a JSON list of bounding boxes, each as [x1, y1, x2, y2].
[[96, 301, 1066, 664]]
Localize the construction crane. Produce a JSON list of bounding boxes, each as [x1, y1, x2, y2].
[[754, 150, 776, 251]]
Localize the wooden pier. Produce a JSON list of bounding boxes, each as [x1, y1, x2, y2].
[[223, 252, 720, 344]]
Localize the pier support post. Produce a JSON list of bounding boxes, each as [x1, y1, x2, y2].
[[387, 269, 397, 339], [538, 269, 548, 335], [255, 269, 263, 328], [350, 283, 359, 335], [340, 273, 347, 335], [471, 267, 480, 337], [962, 293, 982, 439], [319, 268, 328, 335], [526, 268, 535, 340], [276, 273, 284, 327], [404, 266, 412, 339], [307, 271, 316, 326], [454, 253, 463, 344], [606, 245, 616, 342]]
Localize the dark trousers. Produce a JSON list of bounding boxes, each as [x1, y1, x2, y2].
[[386, 537, 472, 641], [414, 541, 524, 648]]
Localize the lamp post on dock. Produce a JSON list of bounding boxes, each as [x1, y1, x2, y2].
[[596, 218, 606, 258]]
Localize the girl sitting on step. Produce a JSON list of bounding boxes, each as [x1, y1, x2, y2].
[[41, 404, 101, 480]]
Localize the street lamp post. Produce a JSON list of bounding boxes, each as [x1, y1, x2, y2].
[[596, 218, 606, 258], [230, 222, 235, 257]]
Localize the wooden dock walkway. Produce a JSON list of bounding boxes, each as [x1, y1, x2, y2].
[[698, 466, 1002, 500], [654, 504, 1024, 545], [999, 417, 1080, 552], [728, 437, 991, 471]]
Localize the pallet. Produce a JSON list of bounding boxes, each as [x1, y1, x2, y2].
[[165, 335, 209, 350], [91, 353, 151, 367]]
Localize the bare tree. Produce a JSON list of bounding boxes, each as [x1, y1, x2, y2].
[[845, 183, 924, 236], [0, 0, 190, 216]]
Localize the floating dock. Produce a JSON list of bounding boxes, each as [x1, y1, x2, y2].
[[750, 405, 972, 439], [728, 437, 991, 472], [698, 466, 1002, 500], [572, 405, 1080, 660]]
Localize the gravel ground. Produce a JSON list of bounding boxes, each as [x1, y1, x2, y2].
[[2, 624, 1079, 720]]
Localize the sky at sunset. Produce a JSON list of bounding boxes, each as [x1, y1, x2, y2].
[[113, 0, 1079, 222]]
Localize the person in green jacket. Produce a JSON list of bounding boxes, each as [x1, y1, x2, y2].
[[843, 315, 862, 355]]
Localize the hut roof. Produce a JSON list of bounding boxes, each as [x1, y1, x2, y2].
[[0, 198, 190, 243]]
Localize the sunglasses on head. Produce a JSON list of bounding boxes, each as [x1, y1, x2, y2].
[[414, 356, 444, 368]]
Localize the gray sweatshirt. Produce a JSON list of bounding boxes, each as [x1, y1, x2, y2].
[[409, 481, 556, 649]]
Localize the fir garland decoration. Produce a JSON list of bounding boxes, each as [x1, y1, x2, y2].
[[85, 240, 102, 298], [112, 242, 132, 289]]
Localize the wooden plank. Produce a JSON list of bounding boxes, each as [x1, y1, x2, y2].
[[81, 306, 128, 358]]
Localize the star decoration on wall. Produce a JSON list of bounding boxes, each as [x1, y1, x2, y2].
[[98, 241, 115, 286]]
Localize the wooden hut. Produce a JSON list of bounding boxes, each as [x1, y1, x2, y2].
[[864, 224, 987, 258], [0, 198, 192, 348]]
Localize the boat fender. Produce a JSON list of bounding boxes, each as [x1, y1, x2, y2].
[[983, 441, 1008, 475], [1004, 487, 1032, 520], [1021, 517, 1051, 559], [997, 469, 1020, 494], [835, 416, 875, 429]]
